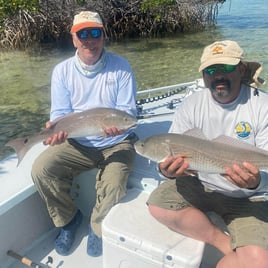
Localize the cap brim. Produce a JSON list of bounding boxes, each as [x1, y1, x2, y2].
[[199, 57, 241, 72], [71, 22, 103, 33]]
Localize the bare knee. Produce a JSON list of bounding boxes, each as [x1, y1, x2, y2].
[[148, 204, 184, 230], [148, 204, 173, 226], [217, 245, 268, 268], [236, 246, 268, 267], [148, 204, 165, 221]]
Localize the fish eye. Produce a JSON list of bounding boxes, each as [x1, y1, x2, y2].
[[23, 138, 29, 144]]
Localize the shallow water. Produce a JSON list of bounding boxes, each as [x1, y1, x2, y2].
[[1, 0, 268, 159]]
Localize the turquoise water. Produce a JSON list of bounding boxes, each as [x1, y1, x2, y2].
[[217, 0, 268, 75], [0, 0, 268, 159], [109, 0, 268, 90]]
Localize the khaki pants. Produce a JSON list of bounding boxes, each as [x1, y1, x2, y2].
[[32, 135, 137, 237]]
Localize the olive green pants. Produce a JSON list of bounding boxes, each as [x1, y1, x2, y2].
[[32, 135, 137, 237]]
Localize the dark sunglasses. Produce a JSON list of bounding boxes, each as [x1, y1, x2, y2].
[[76, 28, 102, 40], [204, 64, 237, 75]]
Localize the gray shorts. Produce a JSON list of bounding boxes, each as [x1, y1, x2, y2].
[[147, 176, 268, 250]]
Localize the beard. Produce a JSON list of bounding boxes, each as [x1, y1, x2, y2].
[[210, 78, 232, 100]]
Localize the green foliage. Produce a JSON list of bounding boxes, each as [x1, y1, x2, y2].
[[0, 0, 39, 20], [141, 0, 176, 12], [0, 0, 225, 49], [140, 0, 177, 23]]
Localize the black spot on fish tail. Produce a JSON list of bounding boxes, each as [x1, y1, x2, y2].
[[5, 137, 34, 166]]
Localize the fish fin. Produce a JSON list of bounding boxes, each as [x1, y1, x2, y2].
[[39, 126, 54, 135], [183, 128, 208, 140], [213, 135, 268, 155], [101, 126, 107, 139], [168, 143, 174, 157], [5, 137, 33, 166], [180, 153, 193, 160], [184, 169, 198, 176], [157, 142, 176, 162], [159, 153, 192, 163]]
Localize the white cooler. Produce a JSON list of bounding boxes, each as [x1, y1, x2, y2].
[[102, 188, 204, 268]]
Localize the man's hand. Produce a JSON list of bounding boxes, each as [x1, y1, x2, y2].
[[159, 156, 190, 178], [43, 121, 68, 146], [224, 162, 261, 189], [103, 126, 125, 137]]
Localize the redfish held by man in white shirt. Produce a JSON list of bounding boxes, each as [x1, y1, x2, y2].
[[6, 107, 137, 166]]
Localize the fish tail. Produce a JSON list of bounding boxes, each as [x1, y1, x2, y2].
[[5, 137, 33, 166]]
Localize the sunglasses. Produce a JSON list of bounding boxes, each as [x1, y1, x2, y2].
[[204, 64, 237, 75], [76, 28, 102, 40]]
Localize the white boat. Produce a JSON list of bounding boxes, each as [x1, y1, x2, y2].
[[0, 80, 224, 268]]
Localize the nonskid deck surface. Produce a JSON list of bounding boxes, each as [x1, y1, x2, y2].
[[8, 219, 103, 268]]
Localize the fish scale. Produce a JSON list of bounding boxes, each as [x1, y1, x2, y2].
[[134, 131, 268, 174], [166, 139, 231, 173]]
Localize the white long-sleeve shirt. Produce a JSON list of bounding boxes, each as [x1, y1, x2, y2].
[[49, 50, 137, 148], [170, 83, 268, 197]]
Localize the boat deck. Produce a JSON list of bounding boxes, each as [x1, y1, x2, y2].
[[8, 219, 103, 268]]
